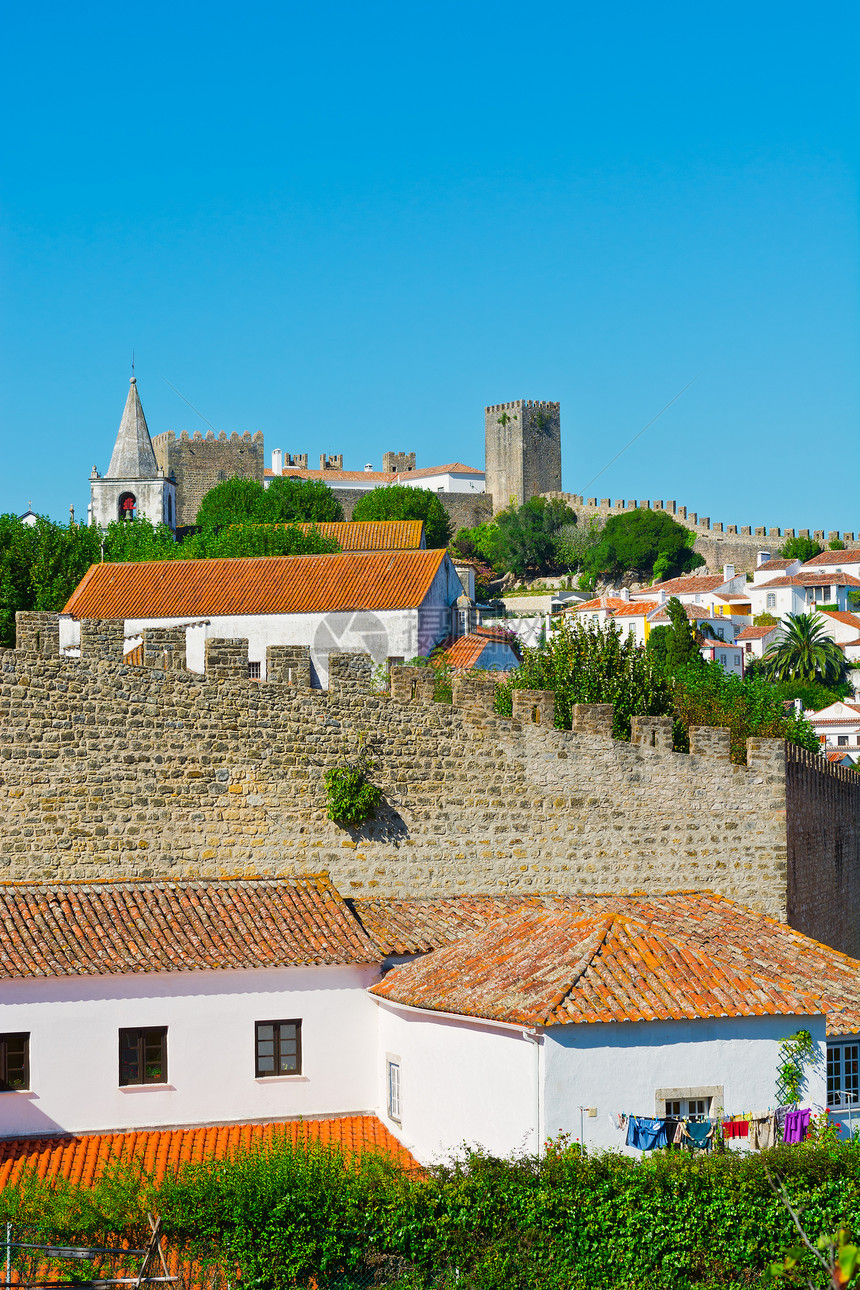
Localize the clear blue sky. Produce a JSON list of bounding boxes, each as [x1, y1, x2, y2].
[[1, 1, 857, 531]]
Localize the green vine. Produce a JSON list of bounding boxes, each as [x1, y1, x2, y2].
[[776, 1029, 816, 1104], [324, 754, 383, 829]]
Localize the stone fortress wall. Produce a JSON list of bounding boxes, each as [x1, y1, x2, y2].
[[152, 429, 266, 528], [4, 613, 858, 956]]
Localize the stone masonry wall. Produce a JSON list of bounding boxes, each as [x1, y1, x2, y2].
[[335, 488, 493, 535], [786, 747, 860, 959], [152, 430, 265, 528], [0, 626, 804, 935]]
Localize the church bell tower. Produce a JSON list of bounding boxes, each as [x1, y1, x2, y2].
[[89, 377, 176, 532]]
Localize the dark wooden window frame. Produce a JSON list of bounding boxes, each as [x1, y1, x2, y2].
[[255, 1019, 302, 1078], [118, 1026, 168, 1087], [0, 1032, 30, 1092]]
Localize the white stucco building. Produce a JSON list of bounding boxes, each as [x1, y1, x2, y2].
[[60, 548, 466, 687], [265, 456, 485, 495]]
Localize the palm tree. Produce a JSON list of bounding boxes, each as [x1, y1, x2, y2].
[[761, 612, 849, 686]]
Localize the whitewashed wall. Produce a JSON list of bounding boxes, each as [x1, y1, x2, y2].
[[0, 964, 379, 1137], [542, 1013, 828, 1155], [375, 1001, 537, 1165]]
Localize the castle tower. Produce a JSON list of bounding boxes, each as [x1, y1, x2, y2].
[[484, 400, 561, 510], [90, 378, 176, 531]]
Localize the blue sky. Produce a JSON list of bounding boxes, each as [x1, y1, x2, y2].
[[1, 1, 857, 530]]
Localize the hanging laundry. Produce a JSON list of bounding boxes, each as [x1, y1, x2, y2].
[[682, 1120, 714, 1150], [673, 1120, 684, 1146], [775, 1105, 793, 1137], [626, 1117, 669, 1150], [750, 1113, 777, 1150], [783, 1109, 811, 1144], [664, 1118, 680, 1146], [723, 1119, 749, 1140]]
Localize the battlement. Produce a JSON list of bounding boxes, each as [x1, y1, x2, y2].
[[151, 427, 265, 526], [320, 454, 344, 471], [382, 451, 417, 473], [3, 613, 857, 952], [285, 453, 309, 469], [546, 493, 856, 556], [484, 400, 561, 413]]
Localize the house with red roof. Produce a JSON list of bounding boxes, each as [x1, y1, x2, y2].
[[60, 548, 466, 687], [805, 701, 860, 765], [3, 876, 860, 1166]]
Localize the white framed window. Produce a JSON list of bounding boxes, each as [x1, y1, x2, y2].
[[828, 1043, 859, 1107], [656, 1085, 721, 1120], [387, 1057, 401, 1121], [665, 1096, 710, 1120], [766, 594, 776, 609]]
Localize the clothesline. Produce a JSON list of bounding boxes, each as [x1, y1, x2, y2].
[[614, 1105, 819, 1152]]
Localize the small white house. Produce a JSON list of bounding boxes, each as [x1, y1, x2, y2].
[[801, 549, 860, 580], [737, 623, 782, 660], [370, 907, 827, 1161], [748, 572, 860, 619], [265, 458, 486, 495], [60, 549, 467, 687], [806, 700, 860, 764]]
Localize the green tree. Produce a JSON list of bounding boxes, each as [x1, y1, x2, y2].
[[583, 508, 705, 583], [761, 612, 850, 687], [0, 515, 103, 646], [645, 597, 704, 674], [495, 616, 672, 737], [771, 678, 847, 712], [183, 524, 339, 559], [778, 535, 823, 562], [553, 517, 604, 572], [195, 478, 270, 527], [351, 484, 452, 548], [264, 476, 344, 523], [828, 539, 846, 551], [671, 663, 819, 763], [450, 523, 507, 572], [493, 497, 578, 578]]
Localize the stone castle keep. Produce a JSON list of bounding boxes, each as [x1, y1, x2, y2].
[[4, 612, 859, 958]]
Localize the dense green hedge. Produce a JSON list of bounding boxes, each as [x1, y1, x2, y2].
[[4, 1137, 860, 1288]]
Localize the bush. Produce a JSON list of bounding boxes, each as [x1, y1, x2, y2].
[[352, 485, 452, 549], [778, 535, 823, 563], [583, 508, 705, 583], [324, 759, 383, 828], [493, 497, 579, 578]]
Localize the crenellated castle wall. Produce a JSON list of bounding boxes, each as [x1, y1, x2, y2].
[[152, 429, 265, 528], [3, 613, 858, 953]]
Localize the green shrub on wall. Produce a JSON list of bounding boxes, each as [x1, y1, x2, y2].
[[324, 760, 383, 828]]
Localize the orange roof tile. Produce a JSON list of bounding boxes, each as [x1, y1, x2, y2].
[[802, 549, 860, 567], [640, 575, 730, 594], [572, 597, 630, 612], [826, 751, 856, 764], [737, 624, 779, 639], [648, 603, 723, 621], [438, 633, 518, 670], [351, 891, 860, 1036], [754, 572, 860, 589], [820, 611, 860, 629], [0, 874, 378, 976], [755, 558, 796, 572], [370, 910, 820, 1027], [265, 463, 484, 483], [611, 601, 657, 616], [240, 520, 425, 551], [0, 1117, 418, 1189], [62, 550, 447, 619]]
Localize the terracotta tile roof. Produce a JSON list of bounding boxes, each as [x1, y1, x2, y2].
[[438, 633, 516, 670], [809, 719, 860, 727], [753, 572, 860, 589], [737, 624, 779, 640], [572, 597, 630, 612], [756, 558, 795, 571], [265, 463, 484, 483], [611, 601, 657, 617], [276, 521, 425, 551], [370, 909, 820, 1027], [352, 891, 860, 1036], [802, 549, 860, 567], [820, 611, 860, 630], [62, 550, 447, 619], [0, 874, 378, 977], [639, 575, 729, 594], [0, 1117, 418, 1189], [826, 751, 856, 764]]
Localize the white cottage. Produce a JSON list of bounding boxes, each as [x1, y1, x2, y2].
[[60, 548, 466, 687]]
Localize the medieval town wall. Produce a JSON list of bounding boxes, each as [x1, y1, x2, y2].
[[6, 615, 858, 954]]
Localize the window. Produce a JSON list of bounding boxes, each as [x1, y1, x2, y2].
[[0, 1033, 29, 1091], [838, 736, 848, 747], [766, 594, 776, 609], [255, 1020, 301, 1077], [665, 1097, 709, 1120], [248, 661, 261, 679], [119, 1027, 167, 1086], [387, 1058, 401, 1121], [828, 1043, 859, 1107], [716, 628, 725, 640]]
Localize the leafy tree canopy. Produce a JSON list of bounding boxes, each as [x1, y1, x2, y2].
[[582, 508, 705, 583], [770, 678, 848, 712], [351, 484, 452, 549], [761, 612, 849, 687], [645, 598, 704, 673], [195, 476, 344, 527], [450, 523, 507, 573], [753, 612, 778, 626], [778, 535, 823, 562], [553, 517, 604, 572], [264, 476, 344, 523], [493, 497, 578, 578]]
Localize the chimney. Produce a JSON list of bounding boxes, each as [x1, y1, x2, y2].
[[659, 589, 667, 605], [364, 464, 373, 472], [620, 587, 630, 602], [756, 551, 771, 568], [271, 449, 282, 475], [723, 564, 735, 581]]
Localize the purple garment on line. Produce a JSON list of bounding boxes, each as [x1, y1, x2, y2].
[[782, 1109, 811, 1144]]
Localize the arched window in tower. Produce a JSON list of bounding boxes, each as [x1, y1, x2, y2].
[[118, 492, 137, 521]]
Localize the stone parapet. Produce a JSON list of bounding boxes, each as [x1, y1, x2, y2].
[[630, 715, 673, 751], [390, 666, 436, 704], [512, 690, 556, 728], [142, 627, 187, 671], [80, 619, 125, 661], [572, 704, 614, 736], [205, 638, 248, 681], [689, 727, 732, 761], [15, 611, 60, 656], [266, 645, 312, 688]]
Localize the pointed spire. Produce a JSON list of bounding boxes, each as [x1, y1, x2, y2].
[[106, 377, 159, 479]]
